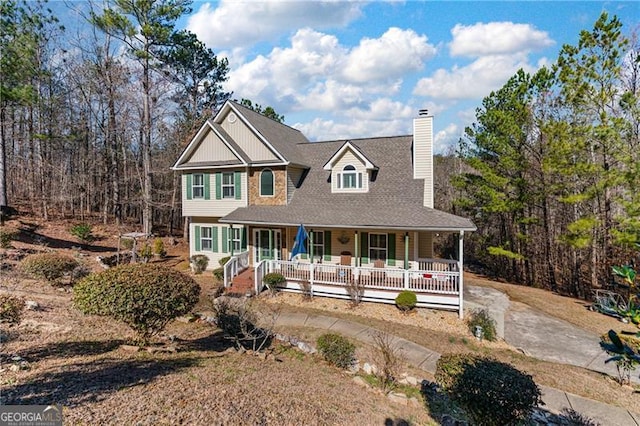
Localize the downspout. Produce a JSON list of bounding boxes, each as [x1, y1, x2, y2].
[[458, 230, 464, 319]]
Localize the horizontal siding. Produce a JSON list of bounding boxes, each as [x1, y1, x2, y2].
[[418, 231, 434, 258], [286, 166, 305, 203], [220, 110, 278, 162], [331, 149, 369, 193], [187, 128, 238, 163], [413, 116, 433, 207], [182, 172, 247, 216], [190, 220, 247, 270]]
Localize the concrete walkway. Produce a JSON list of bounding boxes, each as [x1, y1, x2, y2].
[[272, 311, 640, 426]]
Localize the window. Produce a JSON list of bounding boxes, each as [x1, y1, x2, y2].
[[193, 174, 204, 198], [222, 172, 234, 198], [201, 227, 213, 251], [369, 233, 387, 262], [230, 227, 242, 252], [260, 169, 274, 196], [308, 231, 324, 262], [338, 165, 362, 190]]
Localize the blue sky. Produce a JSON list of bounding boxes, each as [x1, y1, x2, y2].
[[60, 1, 639, 152]]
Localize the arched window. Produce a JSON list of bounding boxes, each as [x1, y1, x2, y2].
[[260, 169, 274, 196], [342, 165, 358, 189]]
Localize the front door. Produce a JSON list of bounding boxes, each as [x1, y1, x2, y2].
[[254, 229, 281, 262]]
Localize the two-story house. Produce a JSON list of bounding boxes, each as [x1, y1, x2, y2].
[[172, 100, 475, 316]]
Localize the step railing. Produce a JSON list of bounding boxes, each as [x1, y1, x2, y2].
[[223, 250, 250, 288]]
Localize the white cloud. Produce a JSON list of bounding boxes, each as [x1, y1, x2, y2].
[[187, 1, 363, 49], [413, 53, 533, 100], [449, 22, 554, 57], [294, 114, 411, 142], [342, 27, 436, 83], [227, 27, 434, 113], [434, 123, 461, 153]]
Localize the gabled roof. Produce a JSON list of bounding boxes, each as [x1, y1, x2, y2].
[[322, 140, 378, 171], [219, 101, 311, 167], [221, 135, 476, 232], [172, 120, 250, 170]]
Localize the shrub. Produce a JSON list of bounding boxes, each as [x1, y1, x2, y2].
[[600, 329, 640, 385], [372, 330, 404, 391], [316, 333, 355, 369], [467, 309, 497, 341], [263, 272, 285, 291], [0, 294, 24, 324], [395, 290, 417, 312], [435, 353, 542, 425], [214, 298, 273, 351], [73, 264, 200, 344], [139, 243, 152, 262], [190, 254, 209, 274], [346, 277, 364, 307], [70, 223, 93, 244], [218, 256, 231, 267], [21, 253, 79, 285], [213, 267, 224, 282], [0, 226, 17, 249], [152, 238, 166, 257]]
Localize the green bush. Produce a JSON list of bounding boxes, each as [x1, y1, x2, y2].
[[316, 333, 355, 369], [467, 309, 497, 341], [21, 252, 79, 285], [219, 256, 231, 266], [0, 294, 24, 324], [395, 290, 417, 312], [139, 243, 152, 261], [73, 264, 200, 344], [70, 223, 93, 244], [190, 254, 209, 274], [153, 238, 166, 257], [263, 272, 285, 289], [0, 226, 17, 249], [213, 267, 224, 282], [435, 353, 542, 425]]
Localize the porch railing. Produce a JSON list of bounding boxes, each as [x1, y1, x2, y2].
[[416, 258, 459, 272], [270, 260, 460, 295], [223, 250, 250, 288]]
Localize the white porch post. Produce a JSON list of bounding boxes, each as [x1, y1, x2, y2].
[[354, 230, 359, 267], [458, 230, 464, 319]]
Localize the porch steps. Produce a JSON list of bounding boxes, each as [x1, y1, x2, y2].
[[227, 268, 255, 296]]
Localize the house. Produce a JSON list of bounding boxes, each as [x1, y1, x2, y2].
[[172, 100, 476, 317]]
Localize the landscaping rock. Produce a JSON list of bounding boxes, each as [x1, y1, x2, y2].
[[387, 391, 408, 406], [352, 376, 368, 387], [25, 300, 39, 311], [296, 341, 316, 354], [120, 344, 141, 352], [363, 362, 378, 375]]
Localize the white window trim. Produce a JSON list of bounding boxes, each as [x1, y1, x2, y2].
[[369, 233, 387, 262], [308, 231, 324, 262], [230, 227, 242, 252], [342, 165, 358, 189], [222, 172, 234, 199], [193, 173, 204, 199], [260, 168, 275, 197], [201, 227, 213, 251]]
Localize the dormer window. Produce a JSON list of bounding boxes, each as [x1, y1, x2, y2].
[[339, 165, 362, 189], [260, 169, 274, 196]]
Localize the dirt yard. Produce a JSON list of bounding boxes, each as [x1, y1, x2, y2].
[[1, 217, 639, 422]]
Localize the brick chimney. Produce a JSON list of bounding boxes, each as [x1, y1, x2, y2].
[[413, 110, 433, 208]]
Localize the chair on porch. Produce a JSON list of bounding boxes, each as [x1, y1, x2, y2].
[[372, 259, 386, 285]]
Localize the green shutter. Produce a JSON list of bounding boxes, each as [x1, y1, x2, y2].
[[324, 230, 332, 261], [186, 174, 193, 200], [204, 173, 210, 200], [234, 171, 241, 200], [215, 172, 222, 200], [195, 226, 201, 251], [241, 227, 247, 250], [361, 232, 369, 264], [222, 227, 228, 253], [212, 227, 218, 253], [388, 233, 396, 266]]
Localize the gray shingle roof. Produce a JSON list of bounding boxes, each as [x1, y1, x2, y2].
[[221, 135, 476, 231], [230, 101, 310, 167]]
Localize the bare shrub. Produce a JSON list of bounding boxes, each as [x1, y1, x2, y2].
[[213, 298, 278, 352], [299, 280, 312, 301], [346, 276, 365, 307], [0, 294, 24, 325], [372, 330, 405, 392]]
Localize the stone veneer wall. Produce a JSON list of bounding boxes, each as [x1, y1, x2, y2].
[[248, 167, 287, 206]]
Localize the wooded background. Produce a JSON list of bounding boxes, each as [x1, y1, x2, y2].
[[1, 2, 638, 298]]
